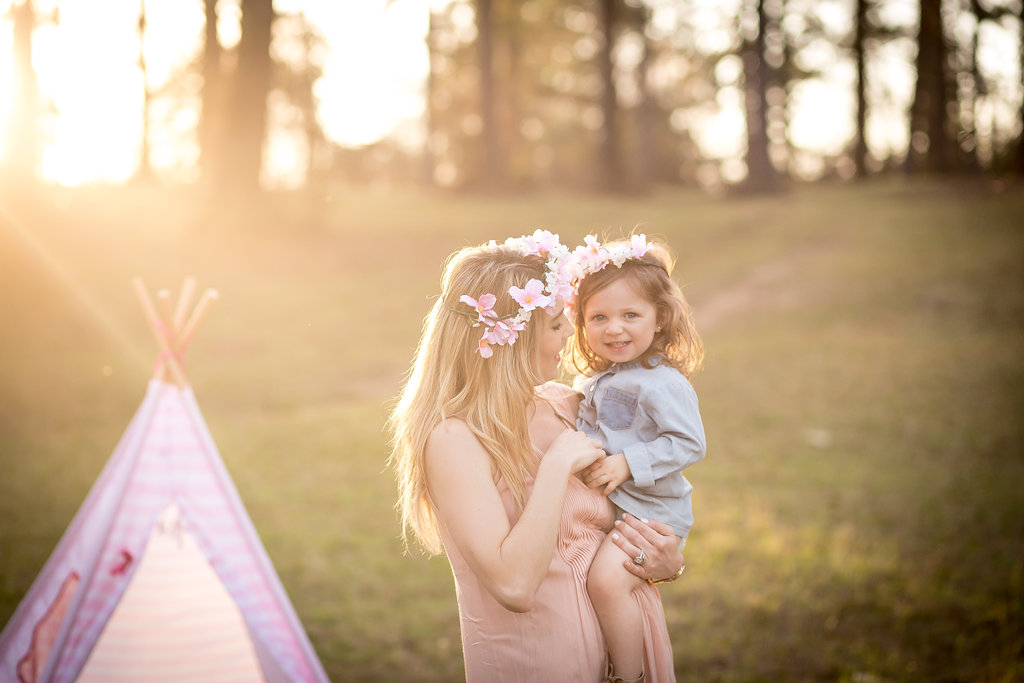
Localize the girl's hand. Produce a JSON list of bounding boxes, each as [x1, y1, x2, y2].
[[545, 429, 606, 474], [609, 514, 684, 582], [581, 453, 630, 494]]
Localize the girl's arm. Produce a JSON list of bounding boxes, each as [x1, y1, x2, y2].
[[425, 418, 604, 612], [622, 379, 706, 489]]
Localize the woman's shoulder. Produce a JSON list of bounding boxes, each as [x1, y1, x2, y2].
[[536, 381, 581, 419], [423, 418, 501, 505], [535, 380, 577, 401], [426, 417, 476, 453]]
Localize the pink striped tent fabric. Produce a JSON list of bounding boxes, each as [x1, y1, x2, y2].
[[0, 380, 329, 683]]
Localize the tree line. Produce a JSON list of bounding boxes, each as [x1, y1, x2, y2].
[[2, 0, 1022, 194]]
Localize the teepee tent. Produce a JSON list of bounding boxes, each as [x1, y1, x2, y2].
[[0, 279, 329, 683]]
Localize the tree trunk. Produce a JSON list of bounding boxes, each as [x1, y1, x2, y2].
[[227, 0, 275, 193], [504, 16, 523, 187], [853, 0, 870, 177], [423, 9, 438, 187], [475, 0, 503, 189], [634, 4, 654, 191], [1018, 3, 1024, 173], [596, 0, 623, 192], [137, 2, 153, 181], [742, 0, 780, 193], [4, 0, 41, 182], [963, 0, 982, 172], [199, 0, 224, 186], [908, 0, 951, 173]]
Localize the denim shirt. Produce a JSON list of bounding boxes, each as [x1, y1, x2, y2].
[[574, 359, 706, 539]]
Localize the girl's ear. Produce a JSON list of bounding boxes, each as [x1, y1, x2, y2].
[[656, 304, 669, 331]]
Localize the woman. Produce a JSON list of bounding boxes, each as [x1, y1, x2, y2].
[[389, 232, 685, 682]]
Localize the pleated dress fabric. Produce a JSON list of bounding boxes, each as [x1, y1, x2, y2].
[[436, 384, 676, 683]]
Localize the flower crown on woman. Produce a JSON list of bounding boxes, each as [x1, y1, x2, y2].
[[454, 231, 656, 358], [452, 230, 574, 358]]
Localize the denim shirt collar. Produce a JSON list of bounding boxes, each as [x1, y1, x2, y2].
[[611, 355, 661, 372], [596, 355, 662, 379]]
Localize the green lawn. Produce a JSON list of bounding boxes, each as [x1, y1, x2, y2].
[[1, 179, 1021, 682]]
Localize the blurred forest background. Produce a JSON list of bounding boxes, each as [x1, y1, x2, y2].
[[1, 1, 1023, 682], [0, 0, 1022, 193]]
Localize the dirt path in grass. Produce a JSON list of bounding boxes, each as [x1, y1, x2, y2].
[[692, 244, 826, 333]]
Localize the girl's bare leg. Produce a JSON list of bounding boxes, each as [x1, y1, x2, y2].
[[588, 533, 648, 679]]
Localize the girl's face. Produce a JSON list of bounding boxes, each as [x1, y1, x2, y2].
[[582, 278, 658, 364], [535, 305, 572, 382]]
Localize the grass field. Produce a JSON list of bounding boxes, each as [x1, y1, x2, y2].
[[0, 179, 1021, 682]]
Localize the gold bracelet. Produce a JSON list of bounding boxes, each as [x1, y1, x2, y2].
[[647, 563, 686, 586]]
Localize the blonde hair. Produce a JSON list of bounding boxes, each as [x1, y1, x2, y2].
[[569, 238, 704, 377], [388, 243, 550, 555]]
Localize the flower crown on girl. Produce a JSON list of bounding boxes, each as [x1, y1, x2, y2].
[[453, 231, 657, 358], [571, 233, 655, 280]]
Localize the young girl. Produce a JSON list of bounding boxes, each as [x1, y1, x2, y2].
[[569, 234, 705, 683]]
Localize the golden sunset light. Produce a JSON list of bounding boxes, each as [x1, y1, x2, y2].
[[0, 2, 1022, 682], [0, 0, 434, 186]]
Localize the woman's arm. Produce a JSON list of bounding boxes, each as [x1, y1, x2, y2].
[[425, 418, 604, 612]]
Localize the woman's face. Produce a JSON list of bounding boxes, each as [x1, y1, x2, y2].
[[535, 305, 572, 382]]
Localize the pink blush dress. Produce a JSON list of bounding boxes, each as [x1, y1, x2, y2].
[[435, 393, 677, 682]]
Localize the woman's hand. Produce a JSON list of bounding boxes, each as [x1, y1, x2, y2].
[[608, 514, 684, 582], [544, 429, 606, 475]]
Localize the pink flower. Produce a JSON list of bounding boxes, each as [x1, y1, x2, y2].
[[630, 234, 650, 259], [488, 318, 520, 346], [509, 278, 551, 312], [529, 229, 560, 256], [575, 235, 609, 272], [547, 264, 576, 302], [460, 293, 497, 321], [477, 331, 494, 358]]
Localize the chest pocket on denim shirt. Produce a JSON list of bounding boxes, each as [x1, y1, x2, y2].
[[600, 387, 638, 431]]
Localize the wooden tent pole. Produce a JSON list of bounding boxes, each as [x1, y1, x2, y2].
[[177, 290, 219, 350], [153, 278, 200, 382], [177, 289, 219, 352], [156, 289, 174, 331], [154, 289, 174, 384], [132, 277, 188, 388], [172, 277, 198, 332], [154, 288, 217, 380]]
